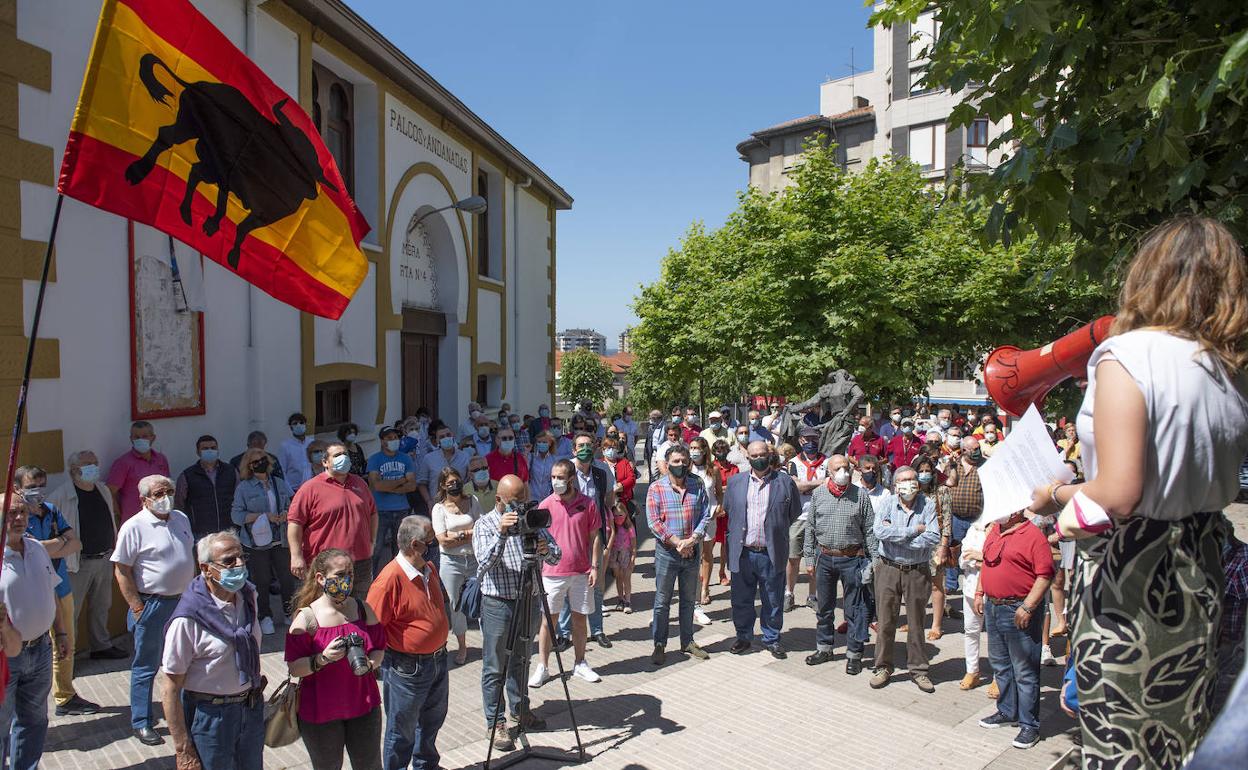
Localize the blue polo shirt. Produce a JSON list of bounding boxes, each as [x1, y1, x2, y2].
[[366, 450, 416, 512], [27, 502, 72, 598]]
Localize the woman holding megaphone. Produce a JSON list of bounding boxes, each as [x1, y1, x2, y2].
[[1025, 217, 1248, 768]]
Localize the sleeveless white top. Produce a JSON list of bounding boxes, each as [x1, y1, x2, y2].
[[1076, 329, 1248, 520]]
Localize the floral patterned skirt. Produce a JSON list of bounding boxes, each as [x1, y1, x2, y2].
[[1069, 512, 1228, 769]]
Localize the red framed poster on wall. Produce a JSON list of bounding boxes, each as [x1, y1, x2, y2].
[[128, 220, 206, 420]]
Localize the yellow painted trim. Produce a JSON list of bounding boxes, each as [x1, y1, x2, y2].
[[548, 200, 557, 406]]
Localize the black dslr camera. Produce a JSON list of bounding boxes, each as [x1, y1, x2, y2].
[[339, 632, 371, 676], [512, 500, 551, 556]]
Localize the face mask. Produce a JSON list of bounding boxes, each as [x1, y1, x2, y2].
[[473, 469, 490, 486], [148, 494, 173, 515], [575, 446, 594, 462], [749, 456, 770, 472], [406, 430, 422, 440], [345, 432, 358, 443], [439, 436, 455, 450], [463, 446, 477, 456], [291, 423, 307, 437], [902, 426, 914, 435], [671, 416, 682, 425], [310, 451, 326, 465], [510, 422, 522, 431], [940, 420, 951, 430], [500, 439, 516, 453], [861, 471, 877, 486], [78, 464, 100, 483], [604, 448, 618, 461], [891, 414, 901, 424], [968, 449, 984, 466], [551, 425, 564, 436], [419, 416, 430, 426], [751, 418, 761, 428], [690, 450, 704, 463], [322, 573, 353, 602], [470, 410, 483, 420], [215, 565, 248, 593], [737, 434, 749, 445], [329, 453, 352, 474], [669, 464, 689, 479], [132, 438, 152, 454], [199, 449, 218, 462], [250, 460, 270, 475], [947, 435, 961, 448], [535, 441, 550, 454], [539, 408, 550, 418], [832, 469, 851, 486], [552, 478, 569, 495], [20, 487, 45, 506], [918, 471, 934, 485], [713, 449, 728, 460], [710, 421, 721, 430], [897, 480, 919, 500], [614, 513, 626, 526], [446, 480, 463, 496], [801, 442, 817, 455], [381, 439, 399, 452], [984, 433, 997, 443], [477, 426, 490, 439]]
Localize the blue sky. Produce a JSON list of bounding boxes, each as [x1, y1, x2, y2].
[[348, 0, 875, 345]]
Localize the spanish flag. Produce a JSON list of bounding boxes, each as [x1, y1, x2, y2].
[[58, 0, 370, 320]]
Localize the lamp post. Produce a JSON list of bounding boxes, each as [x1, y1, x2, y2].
[[406, 195, 487, 236]]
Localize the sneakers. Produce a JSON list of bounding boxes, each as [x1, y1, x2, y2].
[[912, 674, 935, 693], [553, 636, 572, 653], [783, 593, 795, 612], [527, 663, 550, 689], [869, 668, 892, 689], [623, 600, 633, 614], [651, 644, 666, 666], [1013, 726, 1040, 749], [979, 712, 1015, 729], [683, 642, 709, 660], [805, 595, 818, 610], [1041, 645, 1058, 666], [260, 617, 275, 635], [805, 649, 835, 666], [572, 661, 601, 683], [55, 695, 101, 716], [986, 680, 1000, 699], [959, 672, 983, 691], [490, 723, 514, 752], [693, 606, 713, 625]]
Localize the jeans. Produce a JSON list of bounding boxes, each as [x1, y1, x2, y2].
[[382, 649, 449, 770], [246, 545, 294, 621], [652, 544, 699, 648], [0, 636, 52, 770], [480, 594, 538, 728], [374, 509, 409, 576], [558, 585, 603, 638], [183, 695, 265, 770], [730, 548, 785, 645], [986, 599, 1043, 730], [128, 593, 180, 729], [69, 555, 114, 651], [946, 517, 973, 592], [299, 707, 383, 770], [814, 554, 868, 656], [439, 552, 478, 638]]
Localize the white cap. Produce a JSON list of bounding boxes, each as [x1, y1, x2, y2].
[[708, 410, 722, 419]]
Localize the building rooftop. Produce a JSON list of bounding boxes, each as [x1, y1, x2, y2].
[[737, 105, 875, 157]]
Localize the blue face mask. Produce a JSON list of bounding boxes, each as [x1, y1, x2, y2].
[[385, 439, 401, 452], [345, 432, 358, 443], [477, 426, 490, 439], [291, 423, 307, 437], [539, 408, 550, 418], [215, 565, 248, 593], [918, 471, 934, 485], [801, 442, 817, 455], [500, 439, 515, 452], [132, 438, 152, 454], [199, 449, 219, 462], [439, 436, 455, 450], [78, 464, 100, 483], [330, 453, 352, 474], [536, 441, 550, 454]]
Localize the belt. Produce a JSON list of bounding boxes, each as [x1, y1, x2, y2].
[[387, 646, 447, 663], [988, 595, 1027, 606], [81, 550, 113, 559], [743, 545, 767, 553], [879, 557, 927, 573], [22, 633, 48, 650], [820, 545, 863, 557], [185, 683, 265, 706]]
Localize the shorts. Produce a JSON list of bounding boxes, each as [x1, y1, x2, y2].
[[788, 518, 808, 560], [1058, 539, 1076, 570], [607, 548, 631, 571], [543, 573, 593, 615], [703, 516, 718, 543]]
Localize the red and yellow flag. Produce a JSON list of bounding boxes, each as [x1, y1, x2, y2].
[[58, 0, 370, 320]]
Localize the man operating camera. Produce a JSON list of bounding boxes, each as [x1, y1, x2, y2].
[[472, 474, 561, 752]]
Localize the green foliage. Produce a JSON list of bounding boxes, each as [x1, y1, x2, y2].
[[872, 0, 1248, 270], [558, 349, 615, 408], [629, 143, 1111, 409]]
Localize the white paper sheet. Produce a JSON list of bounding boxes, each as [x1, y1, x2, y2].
[[977, 404, 1074, 524]]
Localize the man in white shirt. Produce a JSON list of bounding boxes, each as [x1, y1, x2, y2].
[[418, 425, 472, 510], [613, 408, 639, 462], [278, 412, 314, 490], [727, 425, 752, 473], [0, 495, 70, 768], [112, 474, 197, 746]]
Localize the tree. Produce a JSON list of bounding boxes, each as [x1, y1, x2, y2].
[[558, 349, 615, 409], [873, 1, 1248, 271]]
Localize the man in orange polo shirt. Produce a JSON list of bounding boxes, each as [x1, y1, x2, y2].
[[368, 514, 450, 770]]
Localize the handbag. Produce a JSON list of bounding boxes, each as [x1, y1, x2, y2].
[[943, 541, 962, 568], [263, 677, 300, 747], [456, 575, 483, 621]]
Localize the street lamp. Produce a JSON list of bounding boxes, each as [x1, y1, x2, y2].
[[407, 195, 487, 235]]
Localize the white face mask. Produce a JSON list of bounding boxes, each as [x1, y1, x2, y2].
[[148, 494, 173, 515], [832, 469, 851, 486], [896, 480, 919, 501], [551, 478, 569, 495]]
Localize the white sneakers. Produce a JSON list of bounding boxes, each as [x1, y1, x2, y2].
[[693, 606, 713, 626], [528, 664, 549, 688], [572, 661, 601, 683], [260, 617, 275, 635], [1041, 645, 1057, 666]]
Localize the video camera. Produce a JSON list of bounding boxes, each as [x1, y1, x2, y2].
[[512, 499, 551, 556]]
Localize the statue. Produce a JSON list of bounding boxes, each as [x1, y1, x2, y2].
[[780, 369, 864, 456]]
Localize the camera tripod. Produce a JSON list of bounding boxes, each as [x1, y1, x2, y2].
[[483, 552, 586, 769]]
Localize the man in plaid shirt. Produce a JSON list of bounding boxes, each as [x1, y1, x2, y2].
[[945, 436, 984, 599]]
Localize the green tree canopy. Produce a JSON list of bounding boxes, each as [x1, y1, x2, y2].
[[873, 0, 1248, 270], [558, 349, 616, 409]]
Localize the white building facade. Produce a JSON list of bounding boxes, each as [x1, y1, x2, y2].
[[5, 0, 570, 481], [555, 328, 606, 354]]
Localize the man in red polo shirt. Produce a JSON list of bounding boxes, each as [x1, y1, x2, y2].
[[973, 509, 1054, 751], [485, 426, 529, 482], [288, 441, 379, 600]]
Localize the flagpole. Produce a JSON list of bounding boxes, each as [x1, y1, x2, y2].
[[3, 193, 65, 533]]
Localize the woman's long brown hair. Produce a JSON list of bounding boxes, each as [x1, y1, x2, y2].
[[1113, 216, 1248, 373]]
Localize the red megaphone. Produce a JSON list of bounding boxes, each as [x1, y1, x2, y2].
[[984, 316, 1115, 418]]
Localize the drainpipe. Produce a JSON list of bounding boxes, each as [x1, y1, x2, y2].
[[514, 175, 531, 401], [244, 0, 261, 429]]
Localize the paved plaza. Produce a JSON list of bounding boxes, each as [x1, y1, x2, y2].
[[42, 497, 1248, 770]]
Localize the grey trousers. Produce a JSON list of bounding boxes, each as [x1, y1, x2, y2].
[[873, 559, 932, 674], [69, 556, 114, 651]]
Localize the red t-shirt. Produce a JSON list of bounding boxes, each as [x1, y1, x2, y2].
[[539, 492, 600, 577], [980, 520, 1055, 599], [613, 458, 637, 503], [486, 450, 529, 482], [847, 434, 887, 462], [288, 473, 377, 561], [887, 435, 923, 468]]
